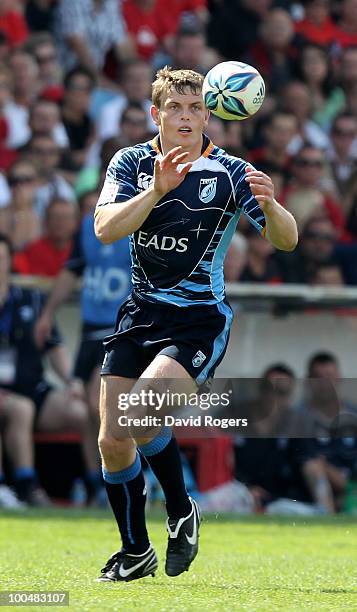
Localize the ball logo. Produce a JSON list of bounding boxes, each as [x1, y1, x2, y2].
[[252, 83, 265, 105], [198, 177, 217, 204]]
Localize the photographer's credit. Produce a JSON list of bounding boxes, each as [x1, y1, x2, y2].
[[118, 414, 248, 429]]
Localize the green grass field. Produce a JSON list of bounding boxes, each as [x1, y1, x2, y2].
[[0, 509, 356, 611]]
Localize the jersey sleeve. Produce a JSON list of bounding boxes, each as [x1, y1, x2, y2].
[[96, 148, 138, 208], [231, 158, 266, 235]]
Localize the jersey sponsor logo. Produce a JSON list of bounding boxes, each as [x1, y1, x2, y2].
[[192, 350, 206, 367], [198, 177, 217, 204], [137, 172, 154, 191], [137, 230, 188, 253]]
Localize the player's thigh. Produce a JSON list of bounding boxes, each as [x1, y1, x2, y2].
[[138, 354, 197, 393], [99, 375, 137, 439], [129, 355, 197, 443], [36, 389, 86, 431]]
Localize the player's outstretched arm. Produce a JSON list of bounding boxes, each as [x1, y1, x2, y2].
[[95, 147, 192, 244], [245, 167, 298, 252]]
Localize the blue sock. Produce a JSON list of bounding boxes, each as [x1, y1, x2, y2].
[[138, 428, 191, 519], [14, 467, 36, 481], [103, 453, 149, 554], [14, 467, 37, 501], [0, 473, 5, 485]]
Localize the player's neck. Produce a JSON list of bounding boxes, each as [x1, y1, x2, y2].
[[160, 135, 203, 162]]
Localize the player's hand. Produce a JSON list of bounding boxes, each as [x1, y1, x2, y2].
[[244, 166, 275, 212], [34, 312, 52, 348], [153, 146, 192, 197]]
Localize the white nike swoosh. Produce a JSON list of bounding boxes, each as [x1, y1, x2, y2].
[[185, 505, 197, 546], [118, 553, 153, 578]]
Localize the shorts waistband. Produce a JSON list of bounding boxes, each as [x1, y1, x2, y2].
[[131, 290, 227, 313]]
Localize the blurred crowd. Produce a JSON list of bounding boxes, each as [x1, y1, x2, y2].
[[0, 1, 354, 283], [0, 0, 357, 511]]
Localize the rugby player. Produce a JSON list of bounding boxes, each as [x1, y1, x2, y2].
[[94, 66, 298, 582]]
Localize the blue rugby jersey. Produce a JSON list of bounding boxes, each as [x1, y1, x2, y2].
[[96, 135, 266, 307]]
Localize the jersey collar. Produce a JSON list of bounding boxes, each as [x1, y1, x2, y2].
[[151, 134, 214, 158]]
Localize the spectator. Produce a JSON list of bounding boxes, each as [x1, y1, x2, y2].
[[54, 0, 134, 83], [205, 116, 227, 149], [0, 391, 40, 508], [75, 136, 122, 198], [78, 189, 99, 219], [0, 0, 28, 48], [335, 0, 357, 49], [0, 232, 98, 504], [23, 134, 75, 218], [122, 0, 176, 62], [279, 80, 330, 152], [308, 262, 345, 286], [24, 32, 63, 97], [302, 352, 357, 510], [224, 231, 248, 282], [164, 0, 208, 29], [0, 29, 9, 64], [207, 0, 273, 61], [304, 352, 356, 431], [170, 28, 218, 74], [0, 64, 30, 151], [294, 0, 338, 47], [8, 49, 41, 109], [13, 198, 77, 278], [226, 225, 282, 283], [275, 216, 357, 285], [338, 46, 357, 96], [245, 8, 297, 93], [234, 364, 334, 513], [34, 210, 132, 502], [117, 102, 150, 147], [297, 44, 345, 129], [249, 111, 298, 176], [282, 145, 345, 233], [61, 67, 96, 171], [25, 0, 56, 33], [96, 59, 155, 142], [326, 113, 357, 216], [25, 99, 69, 149], [0, 159, 41, 250], [87, 101, 150, 169], [224, 122, 247, 158]]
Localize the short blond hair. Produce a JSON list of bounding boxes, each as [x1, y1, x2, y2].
[[152, 65, 204, 109]]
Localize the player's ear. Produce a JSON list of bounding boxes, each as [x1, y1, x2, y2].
[[203, 109, 210, 127], [151, 105, 160, 126]]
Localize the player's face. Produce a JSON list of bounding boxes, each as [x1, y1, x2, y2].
[[151, 88, 209, 154]]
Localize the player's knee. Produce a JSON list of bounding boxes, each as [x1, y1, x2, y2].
[[98, 435, 134, 462], [65, 400, 88, 431], [10, 397, 35, 424]]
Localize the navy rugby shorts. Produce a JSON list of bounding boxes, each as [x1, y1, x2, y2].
[[101, 292, 233, 385]]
